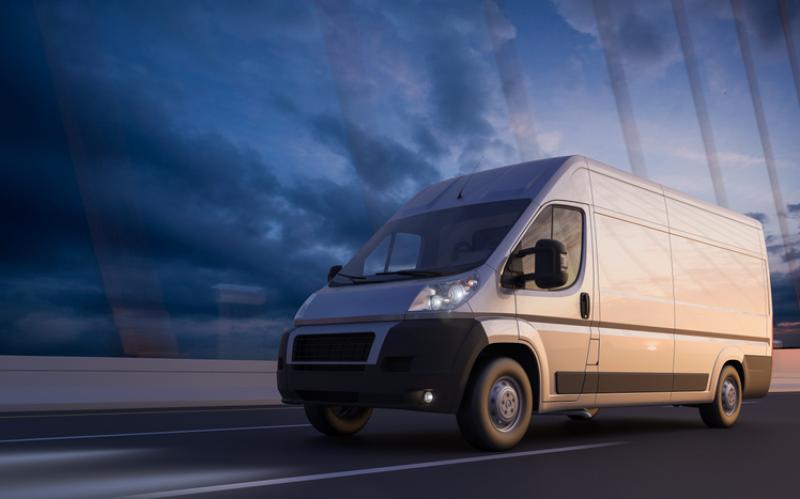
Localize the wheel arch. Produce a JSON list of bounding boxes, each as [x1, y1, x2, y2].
[[462, 341, 542, 412], [723, 359, 745, 390], [710, 348, 746, 394]]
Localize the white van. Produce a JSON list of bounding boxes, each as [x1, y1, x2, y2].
[[277, 155, 772, 450]]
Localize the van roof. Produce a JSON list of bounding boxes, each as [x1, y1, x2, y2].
[[584, 156, 761, 229], [393, 155, 575, 219], [394, 154, 760, 230]]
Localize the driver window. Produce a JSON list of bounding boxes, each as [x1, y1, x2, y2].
[[514, 205, 584, 291]]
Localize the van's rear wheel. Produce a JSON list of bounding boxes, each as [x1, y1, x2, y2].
[[304, 404, 372, 436], [699, 365, 742, 428], [457, 357, 533, 451]]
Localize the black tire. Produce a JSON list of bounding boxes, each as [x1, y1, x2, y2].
[[699, 365, 742, 428], [304, 405, 372, 436], [457, 357, 533, 451], [567, 408, 599, 421]]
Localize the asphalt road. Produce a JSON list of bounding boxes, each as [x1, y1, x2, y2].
[[1, 394, 798, 499]]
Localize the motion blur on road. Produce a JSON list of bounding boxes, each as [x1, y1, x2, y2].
[[1, 350, 799, 499]]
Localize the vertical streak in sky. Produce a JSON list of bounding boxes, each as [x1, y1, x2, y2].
[[313, 0, 383, 230], [671, 0, 729, 207], [730, 0, 800, 305], [591, 0, 648, 178], [34, 4, 178, 357], [483, 0, 540, 161], [779, 0, 800, 104]]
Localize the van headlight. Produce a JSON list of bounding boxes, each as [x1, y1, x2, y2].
[[408, 277, 479, 312]]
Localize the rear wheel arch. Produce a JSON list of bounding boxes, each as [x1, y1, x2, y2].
[[709, 348, 745, 395], [699, 364, 743, 428], [723, 359, 746, 392]]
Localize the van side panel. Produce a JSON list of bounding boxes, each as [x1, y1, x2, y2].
[[590, 171, 668, 226], [670, 235, 768, 338], [590, 171, 675, 402], [594, 213, 675, 332], [666, 197, 763, 253], [666, 195, 770, 400]]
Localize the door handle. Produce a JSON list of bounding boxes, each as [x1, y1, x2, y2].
[[580, 292, 590, 319]]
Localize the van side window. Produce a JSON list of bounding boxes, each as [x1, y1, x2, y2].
[[513, 205, 584, 291], [552, 207, 583, 288]]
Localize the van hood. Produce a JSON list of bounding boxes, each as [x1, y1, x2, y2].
[[294, 279, 426, 324]]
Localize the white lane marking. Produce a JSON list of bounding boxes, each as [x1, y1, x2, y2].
[[0, 405, 299, 420], [125, 441, 627, 498], [0, 448, 151, 467], [3, 469, 265, 499], [0, 424, 310, 444]]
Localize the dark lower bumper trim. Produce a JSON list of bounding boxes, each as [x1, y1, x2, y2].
[[277, 319, 488, 413], [743, 355, 771, 398]]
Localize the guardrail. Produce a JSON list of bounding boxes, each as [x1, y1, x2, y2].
[[0, 355, 279, 412], [771, 348, 800, 392]]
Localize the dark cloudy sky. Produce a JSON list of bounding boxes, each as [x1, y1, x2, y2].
[[1, 0, 799, 359]]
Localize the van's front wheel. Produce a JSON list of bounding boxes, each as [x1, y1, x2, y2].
[[304, 404, 372, 436], [457, 357, 533, 451], [699, 365, 742, 428]]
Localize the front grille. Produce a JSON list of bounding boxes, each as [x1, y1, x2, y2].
[[292, 333, 375, 362]]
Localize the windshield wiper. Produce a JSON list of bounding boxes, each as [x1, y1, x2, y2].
[[375, 269, 444, 277], [335, 272, 368, 283]]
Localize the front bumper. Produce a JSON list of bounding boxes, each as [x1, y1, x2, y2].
[[277, 318, 487, 413]]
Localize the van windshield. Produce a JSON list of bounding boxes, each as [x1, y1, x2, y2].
[[332, 199, 531, 285]]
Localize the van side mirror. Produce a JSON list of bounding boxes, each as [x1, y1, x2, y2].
[[327, 265, 343, 282], [532, 239, 568, 288], [509, 239, 568, 289]]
